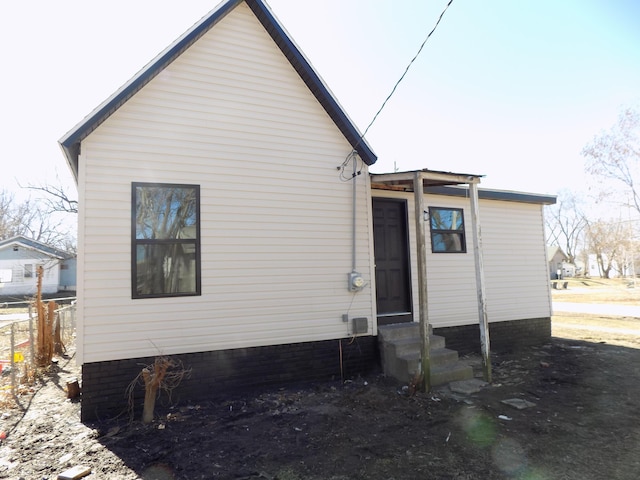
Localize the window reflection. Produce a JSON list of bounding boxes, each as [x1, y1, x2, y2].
[[132, 183, 200, 298], [429, 207, 466, 253]]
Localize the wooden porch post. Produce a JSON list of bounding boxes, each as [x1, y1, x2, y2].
[[413, 172, 431, 391], [469, 182, 492, 382]]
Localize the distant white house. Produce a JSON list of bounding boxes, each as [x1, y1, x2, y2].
[[587, 253, 623, 278], [547, 246, 575, 279], [0, 236, 76, 296]]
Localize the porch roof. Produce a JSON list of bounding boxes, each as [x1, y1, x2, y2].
[[370, 168, 483, 191]]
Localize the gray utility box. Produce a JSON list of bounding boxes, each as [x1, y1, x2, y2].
[[352, 317, 368, 334]]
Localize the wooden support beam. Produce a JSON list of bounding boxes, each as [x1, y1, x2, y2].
[[374, 170, 480, 186], [413, 172, 431, 391], [469, 182, 492, 382], [370, 183, 408, 191]]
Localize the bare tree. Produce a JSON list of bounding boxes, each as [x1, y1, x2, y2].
[[583, 104, 640, 213], [0, 190, 42, 240], [0, 189, 75, 250], [585, 218, 633, 278], [24, 174, 78, 215], [0, 190, 24, 238], [27, 183, 78, 214], [545, 189, 586, 264]]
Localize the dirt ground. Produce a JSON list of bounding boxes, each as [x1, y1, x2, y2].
[[1, 282, 640, 479]]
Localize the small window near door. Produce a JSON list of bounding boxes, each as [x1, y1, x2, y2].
[[24, 264, 34, 278], [429, 207, 466, 253], [132, 182, 201, 299]]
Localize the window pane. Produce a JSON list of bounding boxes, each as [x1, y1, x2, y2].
[[132, 182, 200, 299], [135, 243, 197, 296], [430, 209, 463, 231], [429, 207, 466, 253], [135, 186, 197, 240], [432, 233, 465, 253]]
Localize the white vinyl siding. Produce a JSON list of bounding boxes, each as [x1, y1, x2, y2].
[[76, 4, 374, 363], [479, 199, 552, 323], [373, 191, 552, 329]]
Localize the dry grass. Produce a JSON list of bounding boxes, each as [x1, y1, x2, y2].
[[551, 277, 640, 305], [552, 278, 640, 349], [0, 306, 29, 315], [552, 312, 640, 349]]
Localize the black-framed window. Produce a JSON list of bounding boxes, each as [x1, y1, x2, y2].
[[429, 207, 466, 253], [132, 182, 201, 299]]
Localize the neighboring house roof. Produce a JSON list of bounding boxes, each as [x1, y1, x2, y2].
[[59, 0, 377, 180], [0, 236, 74, 260], [425, 185, 557, 205], [547, 246, 569, 262]]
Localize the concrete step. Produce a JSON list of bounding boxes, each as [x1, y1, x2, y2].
[[393, 348, 468, 383], [383, 335, 445, 358], [379, 335, 446, 380], [429, 347, 461, 367], [378, 323, 420, 342], [378, 322, 474, 387], [431, 363, 474, 386], [397, 347, 459, 368], [379, 323, 436, 340]]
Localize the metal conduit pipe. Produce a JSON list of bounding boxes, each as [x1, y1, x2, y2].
[[348, 152, 364, 292], [352, 152, 357, 272]]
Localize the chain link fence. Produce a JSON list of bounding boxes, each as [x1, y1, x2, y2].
[[0, 300, 76, 398]]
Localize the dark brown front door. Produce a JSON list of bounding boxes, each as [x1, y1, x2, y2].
[[372, 198, 412, 325]]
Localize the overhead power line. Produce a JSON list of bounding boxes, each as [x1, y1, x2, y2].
[[357, 0, 455, 148]]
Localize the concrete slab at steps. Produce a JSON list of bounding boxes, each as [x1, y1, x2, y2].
[[449, 378, 488, 395]]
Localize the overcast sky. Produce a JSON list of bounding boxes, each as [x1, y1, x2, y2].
[[2, 0, 639, 200]]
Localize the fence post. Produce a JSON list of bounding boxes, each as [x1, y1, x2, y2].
[[10, 322, 15, 396], [53, 310, 64, 356], [29, 313, 35, 367], [61, 309, 66, 343]]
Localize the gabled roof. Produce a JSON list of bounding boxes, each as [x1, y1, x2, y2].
[[547, 246, 569, 261], [59, 0, 377, 180], [0, 236, 74, 260]]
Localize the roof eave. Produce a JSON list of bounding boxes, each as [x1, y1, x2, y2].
[[245, 0, 376, 165], [0, 236, 69, 259], [425, 185, 557, 205]]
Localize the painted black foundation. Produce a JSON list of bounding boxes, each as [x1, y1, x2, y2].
[[434, 317, 552, 355], [80, 317, 550, 422], [80, 335, 378, 422]]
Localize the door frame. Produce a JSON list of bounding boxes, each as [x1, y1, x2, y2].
[[372, 196, 413, 326]]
